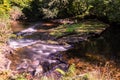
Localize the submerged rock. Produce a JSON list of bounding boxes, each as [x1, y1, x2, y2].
[[7, 21, 72, 79], [8, 38, 71, 78]]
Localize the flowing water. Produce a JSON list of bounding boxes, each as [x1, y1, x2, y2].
[[8, 21, 71, 77]]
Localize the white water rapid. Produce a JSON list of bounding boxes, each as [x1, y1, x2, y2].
[[8, 22, 71, 77]]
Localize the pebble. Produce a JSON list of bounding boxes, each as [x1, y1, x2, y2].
[[28, 67, 34, 72], [34, 65, 43, 76], [32, 60, 39, 66]]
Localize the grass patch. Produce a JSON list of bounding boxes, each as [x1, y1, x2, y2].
[[49, 19, 108, 37]]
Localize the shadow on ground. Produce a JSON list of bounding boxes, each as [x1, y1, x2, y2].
[[64, 25, 120, 66]]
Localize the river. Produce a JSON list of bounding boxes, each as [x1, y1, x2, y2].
[[8, 20, 72, 79]]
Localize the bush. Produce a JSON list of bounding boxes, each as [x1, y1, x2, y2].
[[0, 19, 12, 44], [0, 0, 11, 19], [89, 0, 120, 23], [0, 0, 12, 53], [9, 0, 120, 23], [10, 6, 23, 20], [60, 0, 120, 23], [10, 0, 32, 9]]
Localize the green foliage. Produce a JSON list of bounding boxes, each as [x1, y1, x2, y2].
[[0, 0, 12, 54], [89, 0, 120, 23], [66, 0, 90, 17], [0, 21, 12, 43], [67, 64, 76, 75], [61, 64, 79, 80], [0, 0, 12, 44], [1, 0, 119, 23], [55, 68, 66, 75], [105, 0, 120, 23], [10, 0, 32, 9], [8, 0, 120, 23], [66, 23, 81, 33], [10, 0, 69, 19], [50, 20, 107, 37], [63, 0, 120, 23], [0, 0, 11, 19], [10, 73, 27, 80]]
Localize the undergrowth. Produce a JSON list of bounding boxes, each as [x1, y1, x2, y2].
[[50, 19, 108, 37], [1, 61, 118, 80], [0, 0, 12, 53]]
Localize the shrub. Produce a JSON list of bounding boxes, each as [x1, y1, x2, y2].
[[89, 0, 120, 23], [0, 0, 12, 53], [62, 0, 120, 23], [10, 6, 23, 20], [8, 0, 120, 23], [0, 20, 12, 44]]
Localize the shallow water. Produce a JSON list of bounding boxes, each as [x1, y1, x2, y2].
[[8, 21, 71, 77]]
